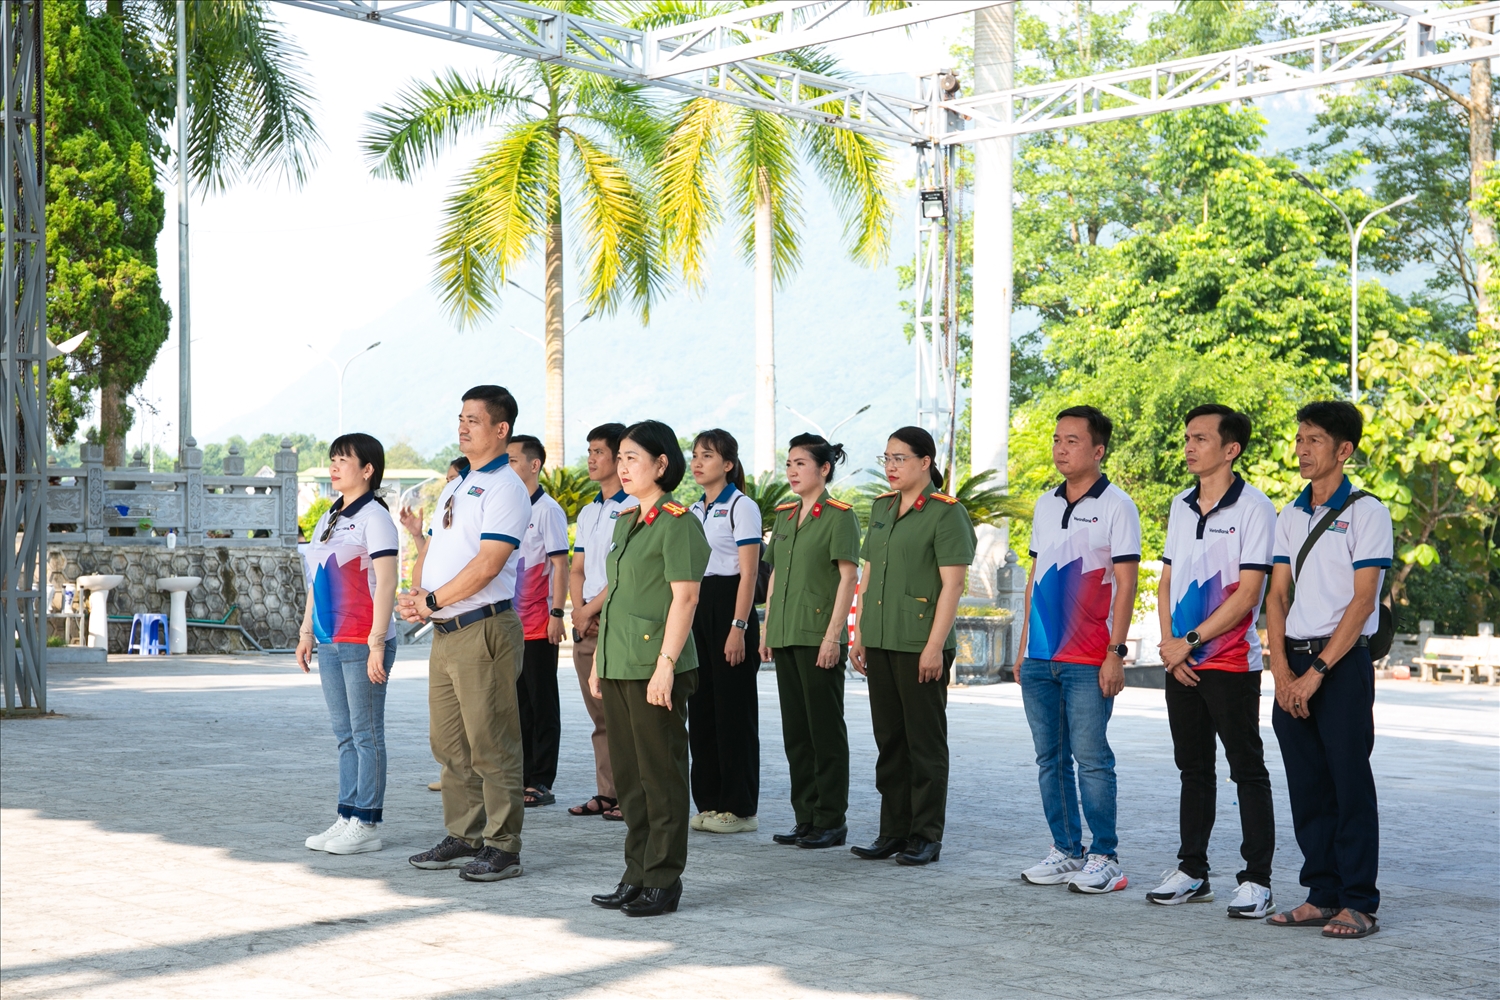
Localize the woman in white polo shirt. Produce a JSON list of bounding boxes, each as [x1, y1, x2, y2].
[[296, 433, 400, 856], [686, 429, 763, 835]]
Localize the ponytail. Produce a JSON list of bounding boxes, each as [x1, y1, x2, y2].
[[787, 432, 846, 484], [888, 425, 944, 489]]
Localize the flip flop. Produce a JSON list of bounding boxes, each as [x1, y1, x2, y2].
[[569, 795, 616, 817], [523, 785, 555, 808], [1322, 911, 1379, 939], [1267, 905, 1338, 927], [602, 804, 624, 821]]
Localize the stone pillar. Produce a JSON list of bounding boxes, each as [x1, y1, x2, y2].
[[995, 549, 1026, 668], [182, 437, 204, 546], [81, 441, 105, 543], [275, 438, 299, 547], [222, 443, 244, 476]]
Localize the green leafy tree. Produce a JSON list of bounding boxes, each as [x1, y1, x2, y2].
[[200, 432, 326, 475], [741, 472, 795, 534], [44, 0, 170, 460], [539, 466, 595, 523]]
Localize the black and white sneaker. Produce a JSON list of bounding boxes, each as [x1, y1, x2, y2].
[[1145, 868, 1214, 905], [459, 846, 523, 882], [1226, 880, 1275, 919], [408, 835, 480, 870]]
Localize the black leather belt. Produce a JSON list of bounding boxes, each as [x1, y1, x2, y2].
[[432, 599, 512, 635], [1286, 635, 1368, 655]]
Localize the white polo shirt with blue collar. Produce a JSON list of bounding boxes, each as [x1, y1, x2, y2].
[[1273, 475, 1393, 641], [573, 488, 639, 603], [420, 452, 531, 617], [690, 484, 762, 577]]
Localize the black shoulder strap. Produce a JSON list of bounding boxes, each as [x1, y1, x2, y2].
[[1293, 490, 1368, 582]]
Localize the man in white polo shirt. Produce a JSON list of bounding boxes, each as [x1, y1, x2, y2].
[[1148, 404, 1278, 919], [398, 385, 532, 883], [1012, 405, 1140, 895], [1265, 400, 1392, 940], [565, 422, 637, 821]]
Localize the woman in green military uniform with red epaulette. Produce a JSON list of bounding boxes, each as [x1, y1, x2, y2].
[[849, 426, 976, 867], [758, 433, 862, 850], [588, 420, 710, 917]]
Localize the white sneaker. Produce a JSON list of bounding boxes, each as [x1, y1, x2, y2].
[[1021, 847, 1085, 885], [1068, 853, 1128, 894], [1226, 880, 1275, 919], [305, 816, 350, 851], [1146, 868, 1214, 905], [700, 812, 758, 834], [324, 820, 383, 855]]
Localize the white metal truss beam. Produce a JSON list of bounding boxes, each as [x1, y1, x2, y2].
[[641, 1, 1002, 79], [948, 3, 1500, 143], [281, 0, 931, 142]]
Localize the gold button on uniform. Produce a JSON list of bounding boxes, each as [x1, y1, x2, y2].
[[643, 634, 651, 640]]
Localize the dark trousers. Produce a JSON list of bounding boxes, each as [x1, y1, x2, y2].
[[865, 647, 953, 843], [517, 637, 560, 789], [774, 644, 849, 829], [1272, 646, 1380, 914], [602, 670, 698, 889], [688, 574, 760, 817], [1165, 668, 1275, 887]]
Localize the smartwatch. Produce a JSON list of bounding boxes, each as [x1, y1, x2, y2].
[[731, 619, 749, 631], [1109, 643, 1129, 658], [425, 591, 440, 614], [1312, 657, 1331, 675], [1184, 629, 1203, 648], [550, 608, 565, 619]]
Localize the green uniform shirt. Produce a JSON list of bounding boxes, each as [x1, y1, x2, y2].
[[598, 493, 711, 680], [763, 491, 863, 648], [858, 484, 976, 652]]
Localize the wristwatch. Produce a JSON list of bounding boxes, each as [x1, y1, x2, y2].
[[731, 619, 749, 631], [550, 608, 565, 619], [1312, 657, 1332, 675], [425, 591, 440, 613], [1184, 629, 1203, 648], [1109, 643, 1129, 658]]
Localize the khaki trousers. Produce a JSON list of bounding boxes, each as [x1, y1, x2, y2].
[[428, 609, 525, 853], [571, 631, 616, 799]]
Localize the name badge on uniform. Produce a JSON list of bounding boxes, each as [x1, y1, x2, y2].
[[773, 533, 787, 541], [467, 486, 485, 497], [871, 521, 885, 530], [1330, 520, 1349, 533]]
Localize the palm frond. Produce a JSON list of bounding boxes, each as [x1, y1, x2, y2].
[[658, 97, 728, 289], [801, 121, 895, 267], [952, 469, 1035, 528], [362, 69, 542, 182], [432, 118, 556, 326], [742, 472, 795, 533], [563, 126, 648, 316], [730, 109, 804, 284], [539, 466, 596, 522]]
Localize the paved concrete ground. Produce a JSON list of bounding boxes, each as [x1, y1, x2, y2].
[[2, 648, 1496, 999]]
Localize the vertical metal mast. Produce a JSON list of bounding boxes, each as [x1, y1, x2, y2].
[[176, 1, 191, 456], [2, 0, 47, 712], [913, 72, 960, 482]]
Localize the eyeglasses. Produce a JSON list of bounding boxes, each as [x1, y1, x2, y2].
[[878, 454, 913, 467], [441, 493, 455, 530]]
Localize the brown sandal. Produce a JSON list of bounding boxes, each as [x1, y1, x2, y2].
[[1322, 910, 1379, 939], [1267, 905, 1338, 927], [569, 795, 616, 817]]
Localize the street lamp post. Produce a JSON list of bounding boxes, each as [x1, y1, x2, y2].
[[784, 402, 871, 441], [1292, 172, 1417, 401], [307, 341, 381, 435]]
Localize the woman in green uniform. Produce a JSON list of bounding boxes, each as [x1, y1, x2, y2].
[[588, 419, 710, 917], [759, 433, 861, 849], [849, 426, 975, 867]]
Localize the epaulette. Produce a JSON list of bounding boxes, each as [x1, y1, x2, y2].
[[774, 501, 799, 511], [875, 490, 897, 499], [929, 492, 959, 505], [824, 497, 853, 511], [661, 500, 688, 517]]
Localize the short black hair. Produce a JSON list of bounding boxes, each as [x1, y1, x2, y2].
[[1184, 404, 1251, 460], [461, 385, 518, 433], [587, 421, 627, 456], [1296, 399, 1363, 448], [1056, 405, 1113, 451], [448, 457, 469, 472], [509, 433, 545, 467], [328, 433, 389, 509], [621, 419, 686, 492]]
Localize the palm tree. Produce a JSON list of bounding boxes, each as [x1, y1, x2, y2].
[[361, 31, 666, 464]]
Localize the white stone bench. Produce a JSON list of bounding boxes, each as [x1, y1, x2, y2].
[[1411, 635, 1500, 684]]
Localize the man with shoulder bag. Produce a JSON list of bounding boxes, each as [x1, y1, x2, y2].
[[1265, 401, 1393, 940]]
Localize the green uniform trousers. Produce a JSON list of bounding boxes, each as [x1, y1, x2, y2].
[[864, 647, 954, 844], [774, 645, 849, 829], [428, 609, 526, 853], [601, 669, 699, 888]]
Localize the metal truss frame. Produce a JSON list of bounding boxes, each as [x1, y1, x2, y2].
[[3, 0, 46, 713]]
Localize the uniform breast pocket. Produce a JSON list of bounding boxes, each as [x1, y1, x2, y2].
[[625, 614, 665, 667]]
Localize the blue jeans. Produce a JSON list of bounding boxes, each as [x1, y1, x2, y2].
[[1020, 658, 1117, 858], [319, 639, 396, 823]]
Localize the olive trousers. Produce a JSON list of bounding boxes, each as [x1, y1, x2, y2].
[[774, 644, 849, 829], [602, 669, 699, 888], [864, 647, 953, 844], [428, 609, 526, 853]]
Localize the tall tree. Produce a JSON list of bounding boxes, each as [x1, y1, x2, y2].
[[362, 41, 666, 463]]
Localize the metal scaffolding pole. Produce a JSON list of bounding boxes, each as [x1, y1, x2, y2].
[[2, 0, 47, 713], [176, 1, 192, 456]]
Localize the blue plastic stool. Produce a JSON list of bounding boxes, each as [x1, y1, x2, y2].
[[127, 613, 169, 655]]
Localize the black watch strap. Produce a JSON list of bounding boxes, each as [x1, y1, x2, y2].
[[426, 591, 440, 613], [550, 608, 565, 618], [1313, 657, 1331, 675]]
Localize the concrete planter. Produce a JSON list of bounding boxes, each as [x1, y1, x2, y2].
[[954, 614, 1014, 684]]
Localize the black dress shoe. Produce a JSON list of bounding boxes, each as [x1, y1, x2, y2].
[[621, 879, 681, 917], [590, 883, 642, 909], [773, 822, 813, 846], [896, 837, 942, 866], [850, 836, 908, 860], [796, 824, 848, 849]]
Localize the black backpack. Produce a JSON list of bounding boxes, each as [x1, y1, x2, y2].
[[728, 493, 772, 605], [1292, 489, 1395, 661]]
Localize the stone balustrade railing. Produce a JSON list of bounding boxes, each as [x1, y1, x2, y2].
[[45, 437, 300, 547]]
